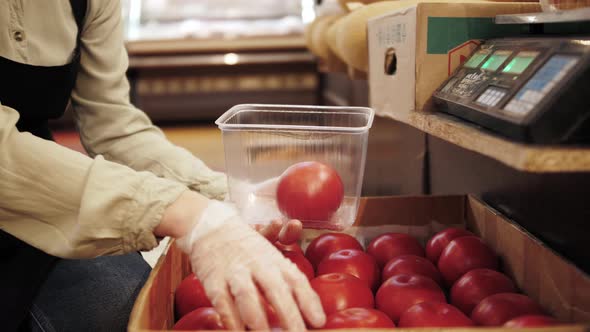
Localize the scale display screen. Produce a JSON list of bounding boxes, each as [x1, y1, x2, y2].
[[504, 54, 580, 116], [502, 51, 539, 75], [464, 51, 489, 68], [481, 50, 512, 71]]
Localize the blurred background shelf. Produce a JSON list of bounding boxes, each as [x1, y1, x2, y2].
[[495, 7, 590, 24], [387, 110, 590, 173], [126, 35, 308, 55], [127, 50, 314, 69]]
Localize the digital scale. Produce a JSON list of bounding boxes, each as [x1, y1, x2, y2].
[[433, 37, 590, 144]]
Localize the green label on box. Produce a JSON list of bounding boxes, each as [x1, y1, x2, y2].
[[427, 17, 524, 54]]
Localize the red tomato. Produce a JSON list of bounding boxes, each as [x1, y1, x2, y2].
[[173, 307, 224, 330], [376, 274, 446, 323], [317, 249, 380, 291], [324, 308, 395, 329], [259, 294, 281, 329], [305, 233, 363, 269], [471, 293, 545, 326], [276, 161, 344, 221], [283, 251, 315, 280], [398, 301, 474, 327], [450, 268, 517, 315], [426, 228, 474, 264], [274, 241, 303, 254], [310, 273, 374, 316], [367, 233, 425, 268], [504, 315, 559, 327], [382, 255, 443, 287], [438, 236, 498, 286], [174, 273, 212, 319]]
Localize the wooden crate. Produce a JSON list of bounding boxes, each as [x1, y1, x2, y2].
[[129, 195, 589, 331]]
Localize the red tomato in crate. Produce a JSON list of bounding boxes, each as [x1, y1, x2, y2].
[[367, 233, 425, 268], [426, 228, 475, 264], [173, 307, 224, 330], [174, 273, 212, 319], [259, 293, 281, 329], [376, 274, 446, 323], [471, 293, 545, 326], [504, 315, 559, 327], [438, 236, 498, 286], [305, 233, 363, 269], [450, 268, 517, 315], [283, 250, 314, 280], [382, 255, 443, 287], [324, 308, 396, 329], [317, 249, 380, 291], [398, 301, 474, 328], [276, 161, 344, 222], [310, 273, 374, 316], [274, 241, 303, 254]]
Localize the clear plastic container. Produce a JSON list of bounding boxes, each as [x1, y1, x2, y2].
[[215, 104, 375, 230]]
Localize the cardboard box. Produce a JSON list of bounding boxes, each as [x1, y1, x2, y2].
[[129, 195, 589, 331], [368, 2, 540, 119]]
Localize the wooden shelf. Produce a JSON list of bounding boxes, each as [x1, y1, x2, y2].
[[386, 110, 590, 173], [126, 35, 306, 56], [127, 52, 314, 69]]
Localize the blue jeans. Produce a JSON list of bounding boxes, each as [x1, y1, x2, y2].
[[25, 253, 151, 332]]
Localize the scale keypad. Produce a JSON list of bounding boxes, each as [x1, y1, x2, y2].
[[476, 86, 508, 107]]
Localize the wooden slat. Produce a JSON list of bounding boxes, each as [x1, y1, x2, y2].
[[380, 110, 590, 173], [465, 196, 590, 324]]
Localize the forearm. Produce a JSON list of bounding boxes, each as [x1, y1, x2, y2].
[[0, 105, 188, 259], [156, 190, 210, 239]]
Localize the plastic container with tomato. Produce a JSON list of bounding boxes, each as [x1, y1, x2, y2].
[[216, 104, 374, 230]]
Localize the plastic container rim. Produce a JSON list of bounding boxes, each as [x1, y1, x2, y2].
[[215, 104, 375, 133]]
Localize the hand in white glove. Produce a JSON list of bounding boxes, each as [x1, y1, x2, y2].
[[228, 176, 283, 224], [176, 200, 325, 331], [228, 176, 279, 201], [253, 218, 302, 245]]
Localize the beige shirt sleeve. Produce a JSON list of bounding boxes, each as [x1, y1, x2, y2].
[[0, 104, 188, 259], [0, 0, 226, 259], [72, 0, 227, 201]]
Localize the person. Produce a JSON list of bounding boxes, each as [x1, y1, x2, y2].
[[0, 1, 325, 331]]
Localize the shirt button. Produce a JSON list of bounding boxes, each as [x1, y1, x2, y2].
[[13, 30, 25, 42]]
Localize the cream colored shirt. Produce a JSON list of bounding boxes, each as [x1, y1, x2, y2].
[[0, 0, 227, 259]]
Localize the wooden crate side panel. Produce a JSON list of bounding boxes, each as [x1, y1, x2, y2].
[[355, 195, 465, 228], [466, 196, 590, 324], [129, 242, 188, 331]]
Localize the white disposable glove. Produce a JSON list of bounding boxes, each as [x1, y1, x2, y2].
[[229, 176, 279, 204], [176, 200, 326, 331], [227, 176, 283, 225]]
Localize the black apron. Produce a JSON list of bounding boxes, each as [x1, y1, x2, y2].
[[0, 1, 87, 330]]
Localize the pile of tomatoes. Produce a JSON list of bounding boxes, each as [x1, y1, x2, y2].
[[173, 228, 561, 330]]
